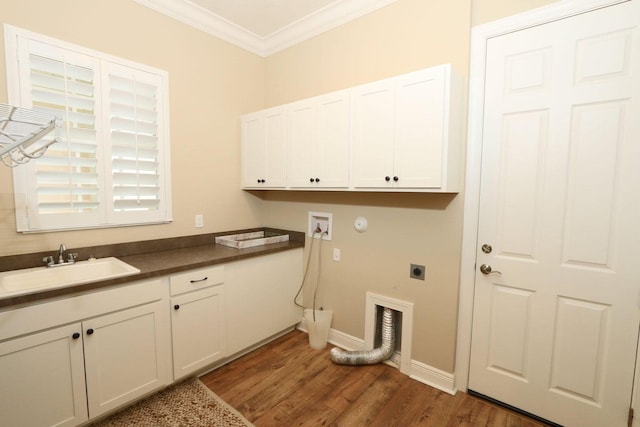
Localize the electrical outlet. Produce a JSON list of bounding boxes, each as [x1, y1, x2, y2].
[[333, 248, 341, 261], [195, 214, 203, 228], [410, 264, 425, 280]]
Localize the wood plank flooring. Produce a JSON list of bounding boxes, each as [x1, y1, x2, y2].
[[200, 330, 553, 426]]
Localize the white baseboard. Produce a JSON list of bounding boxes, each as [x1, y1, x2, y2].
[[410, 361, 456, 396], [296, 321, 456, 395]]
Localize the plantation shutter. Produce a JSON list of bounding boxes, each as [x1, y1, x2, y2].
[[106, 63, 165, 223], [20, 39, 105, 230], [7, 25, 171, 232]]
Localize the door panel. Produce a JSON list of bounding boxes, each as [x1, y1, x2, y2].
[[469, 2, 640, 426], [84, 301, 170, 418]]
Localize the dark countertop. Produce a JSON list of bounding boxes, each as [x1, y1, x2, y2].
[[0, 227, 304, 310]]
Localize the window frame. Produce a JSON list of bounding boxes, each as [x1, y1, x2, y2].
[[4, 24, 172, 233]]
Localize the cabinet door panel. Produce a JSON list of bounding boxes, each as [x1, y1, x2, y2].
[[317, 91, 351, 188], [394, 67, 445, 188], [0, 323, 87, 427], [171, 285, 226, 379], [242, 107, 287, 188], [287, 91, 351, 188], [287, 101, 317, 187], [226, 249, 303, 355], [84, 301, 170, 418], [241, 112, 266, 187], [264, 108, 287, 187], [351, 79, 396, 188]]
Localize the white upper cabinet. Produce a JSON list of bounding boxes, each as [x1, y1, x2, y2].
[[241, 64, 462, 192], [351, 79, 396, 188], [287, 90, 351, 188], [352, 65, 462, 191], [241, 106, 287, 188]]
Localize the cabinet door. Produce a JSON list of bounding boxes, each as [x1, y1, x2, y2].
[[316, 90, 351, 188], [0, 323, 88, 427], [241, 111, 266, 187], [288, 91, 351, 188], [287, 100, 317, 187], [171, 285, 226, 379], [226, 249, 303, 355], [83, 301, 170, 418], [393, 66, 446, 188], [351, 79, 396, 188], [241, 107, 287, 189], [264, 108, 287, 187]]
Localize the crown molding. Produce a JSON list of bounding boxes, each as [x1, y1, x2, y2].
[[133, 0, 398, 57]]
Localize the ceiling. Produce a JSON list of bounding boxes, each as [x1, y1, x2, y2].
[[134, 0, 399, 57]]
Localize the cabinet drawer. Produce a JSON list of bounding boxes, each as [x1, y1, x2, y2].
[[170, 265, 224, 296]]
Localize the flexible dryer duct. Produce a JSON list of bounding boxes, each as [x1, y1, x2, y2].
[[330, 307, 396, 365]]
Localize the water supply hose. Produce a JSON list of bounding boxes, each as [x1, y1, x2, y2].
[[330, 307, 396, 365]]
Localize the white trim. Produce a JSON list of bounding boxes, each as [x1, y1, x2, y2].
[[410, 360, 456, 396], [263, 0, 398, 57], [364, 292, 413, 376], [132, 0, 399, 57], [455, 0, 629, 393]]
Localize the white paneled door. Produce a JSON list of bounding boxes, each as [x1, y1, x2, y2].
[[468, 2, 640, 426]]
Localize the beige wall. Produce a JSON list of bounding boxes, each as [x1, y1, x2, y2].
[[0, 0, 563, 374], [259, 0, 559, 373], [0, 0, 265, 256], [262, 0, 471, 373], [472, 0, 560, 25], [264, 0, 471, 372]]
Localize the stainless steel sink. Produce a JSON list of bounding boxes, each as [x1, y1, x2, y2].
[[0, 257, 140, 296]]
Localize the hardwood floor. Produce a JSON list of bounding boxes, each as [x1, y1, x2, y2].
[[200, 330, 553, 426]]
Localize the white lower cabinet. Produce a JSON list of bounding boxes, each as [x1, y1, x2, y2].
[[0, 323, 88, 427], [0, 279, 171, 427], [0, 249, 302, 427], [225, 249, 303, 355], [169, 265, 226, 380], [83, 301, 171, 418]]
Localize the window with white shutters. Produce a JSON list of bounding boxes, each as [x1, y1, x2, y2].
[[4, 25, 172, 232]]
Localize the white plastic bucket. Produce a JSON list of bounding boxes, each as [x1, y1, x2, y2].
[[304, 309, 333, 349]]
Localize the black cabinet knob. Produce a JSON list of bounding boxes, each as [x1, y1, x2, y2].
[[174, 304, 180, 310], [310, 178, 314, 183], [315, 178, 320, 182], [86, 328, 94, 335], [72, 332, 80, 339], [393, 176, 399, 182], [385, 176, 391, 182]]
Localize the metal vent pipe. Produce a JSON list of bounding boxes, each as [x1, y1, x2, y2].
[[330, 307, 396, 365]]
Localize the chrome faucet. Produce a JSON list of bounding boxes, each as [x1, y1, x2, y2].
[[43, 243, 78, 267], [58, 243, 66, 264]]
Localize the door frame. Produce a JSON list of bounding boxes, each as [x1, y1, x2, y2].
[[455, 0, 629, 393]]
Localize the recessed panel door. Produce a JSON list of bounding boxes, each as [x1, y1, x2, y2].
[[469, 2, 640, 426]]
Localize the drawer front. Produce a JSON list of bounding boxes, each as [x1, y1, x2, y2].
[[170, 265, 224, 296]]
